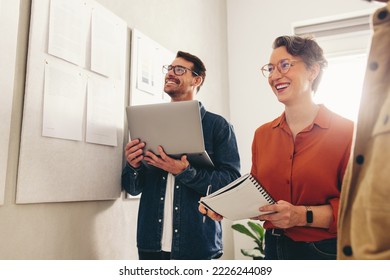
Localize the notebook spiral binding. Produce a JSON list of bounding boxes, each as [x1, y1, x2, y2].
[[249, 175, 275, 204]]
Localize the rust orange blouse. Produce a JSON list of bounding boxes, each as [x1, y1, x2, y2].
[[251, 105, 354, 242]]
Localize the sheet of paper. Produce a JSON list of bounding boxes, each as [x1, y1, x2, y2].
[[42, 62, 86, 141], [129, 29, 175, 106], [48, 0, 89, 66], [135, 35, 162, 96], [86, 77, 118, 146], [90, 8, 126, 79]]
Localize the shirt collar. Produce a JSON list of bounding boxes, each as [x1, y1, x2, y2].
[[271, 104, 331, 130], [199, 101, 207, 119]]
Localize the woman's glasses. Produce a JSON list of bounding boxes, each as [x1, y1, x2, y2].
[[261, 59, 302, 78]]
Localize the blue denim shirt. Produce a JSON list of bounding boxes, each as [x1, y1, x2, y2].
[[122, 102, 240, 259]]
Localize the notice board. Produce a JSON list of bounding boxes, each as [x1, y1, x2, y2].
[[16, 0, 127, 203]]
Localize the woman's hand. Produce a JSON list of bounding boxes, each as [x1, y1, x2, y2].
[[254, 200, 306, 228], [255, 200, 334, 229]]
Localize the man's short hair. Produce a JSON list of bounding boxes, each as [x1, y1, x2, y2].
[[176, 51, 206, 91]]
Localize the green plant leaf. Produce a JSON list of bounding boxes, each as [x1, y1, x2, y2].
[[231, 223, 257, 240], [247, 221, 265, 240], [232, 221, 266, 258], [241, 249, 264, 259]]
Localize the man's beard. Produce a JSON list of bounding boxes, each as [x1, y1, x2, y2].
[[164, 89, 181, 99]]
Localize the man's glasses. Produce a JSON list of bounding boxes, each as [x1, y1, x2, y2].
[[162, 65, 199, 76], [261, 59, 302, 78]]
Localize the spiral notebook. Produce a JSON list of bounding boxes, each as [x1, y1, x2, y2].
[[199, 173, 275, 221]]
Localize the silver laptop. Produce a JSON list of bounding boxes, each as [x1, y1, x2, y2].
[[126, 100, 214, 168]]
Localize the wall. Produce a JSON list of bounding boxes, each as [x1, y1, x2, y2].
[[0, 0, 20, 205], [226, 0, 382, 259], [0, 0, 231, 259], [97, 0, 231, 117]]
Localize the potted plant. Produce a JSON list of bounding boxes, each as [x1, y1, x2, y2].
[[231, 221, 265, 260]]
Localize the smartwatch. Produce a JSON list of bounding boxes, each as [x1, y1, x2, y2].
[[305, 206, 313, 224]]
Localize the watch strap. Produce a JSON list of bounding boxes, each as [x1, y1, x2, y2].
[[305, 206, 313, 224]]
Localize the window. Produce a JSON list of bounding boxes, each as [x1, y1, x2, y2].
[[293, 11, 372, 121], [315, 54, 367, 121]]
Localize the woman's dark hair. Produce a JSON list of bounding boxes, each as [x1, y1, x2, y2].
[[176, 51, 206, 91], [273, 35, 328, 93]]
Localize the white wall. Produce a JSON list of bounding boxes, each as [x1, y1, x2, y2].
[[96, 0, 231, 117], [0, 0, 20, 205], [226, 0, 381, 259]]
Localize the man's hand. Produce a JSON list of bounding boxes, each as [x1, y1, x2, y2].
[[144, 146, 189, 175], [125, 139, 145, 168]]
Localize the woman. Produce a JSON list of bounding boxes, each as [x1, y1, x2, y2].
[[200, 35, 354, 260]]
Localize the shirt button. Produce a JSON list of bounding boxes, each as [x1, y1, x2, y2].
[[162, 177, 166, 180], [175, 207, 178, 211], [356, 155, 364, 165], [158, 219, 162, 223], [133, 172, 137, 176], [369, 62, 378, 71], [343, 245, 353, 256], [176, 185, 180, 189], [160, 197, 164, 201], [378, 10, 388, 20], [174, 229, 178, 233]]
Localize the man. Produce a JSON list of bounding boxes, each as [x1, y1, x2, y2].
[[122, 51, 241, 260], [338, 0, 390, 259]]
